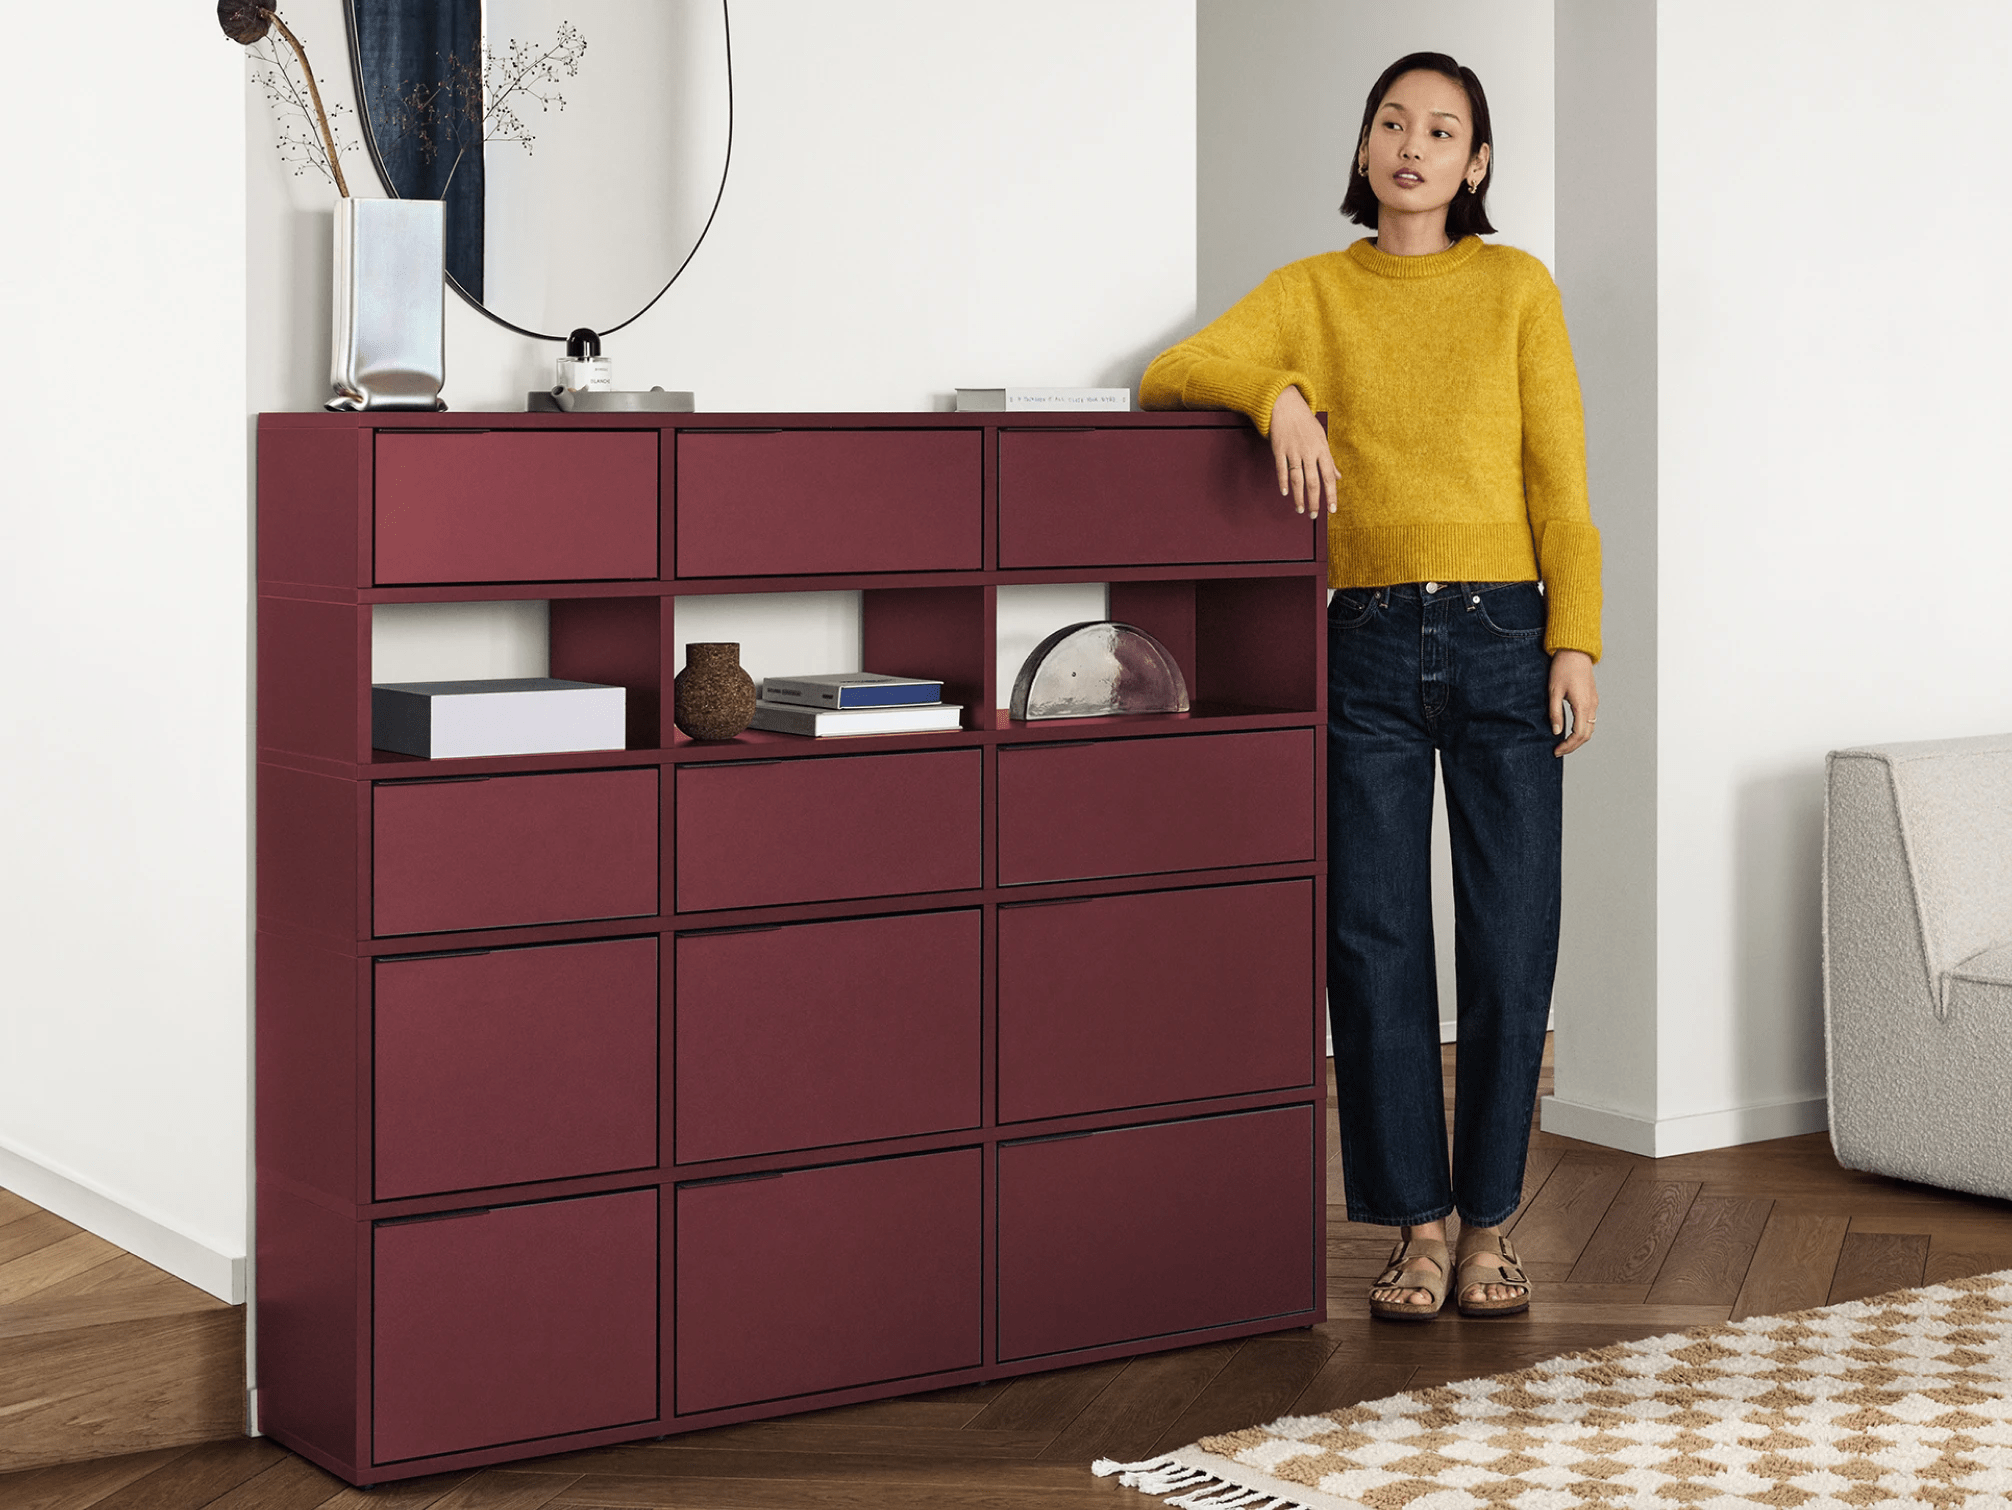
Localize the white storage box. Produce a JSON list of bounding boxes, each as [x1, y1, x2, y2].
[[371, 678, 627, 759]]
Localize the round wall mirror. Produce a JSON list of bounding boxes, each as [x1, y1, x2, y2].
[[344, 0, 732, 340]]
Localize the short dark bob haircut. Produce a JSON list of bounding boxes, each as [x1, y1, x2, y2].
[[1340, 51, 1496, 238]]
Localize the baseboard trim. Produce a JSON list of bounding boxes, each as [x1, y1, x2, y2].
[[1540, 1093, 1830, 1158], [0, 1138, 244, 1304]]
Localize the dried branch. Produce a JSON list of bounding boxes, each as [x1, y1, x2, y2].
[[250, 37, 357, 190], [219, 3, 350, 197], [380, 21, 587, 196]]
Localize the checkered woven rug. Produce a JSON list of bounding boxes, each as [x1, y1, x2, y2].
[[1094, 1271, 2012, 1509]]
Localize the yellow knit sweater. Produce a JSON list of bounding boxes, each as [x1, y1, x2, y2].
[[1142, 236, 1602, 661]]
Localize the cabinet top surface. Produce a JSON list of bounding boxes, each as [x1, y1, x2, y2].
[[256, 410, 1256, 432]]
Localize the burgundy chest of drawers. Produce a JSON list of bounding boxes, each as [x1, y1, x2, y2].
[[255, 411, 1328, 1485]]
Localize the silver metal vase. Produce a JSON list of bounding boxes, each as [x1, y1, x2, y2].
[[327, 198, 446, 412]]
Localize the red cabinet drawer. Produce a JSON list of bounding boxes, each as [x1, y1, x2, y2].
[[676, 1149, 981, 1413], [373, 1189, 657, 1462], [999, 428, 1311, 568], [676, 750, 981, 912], [375, 432, 658, 584], [996, 731, 1314, 885], [375, 938, 658, 1198], [373, 769, 659, 936], [998, 881, 1313, 1122], [676, 911, 979, 1162], [676, 430, 981, 576], [997, 1107, 1314, 1360]]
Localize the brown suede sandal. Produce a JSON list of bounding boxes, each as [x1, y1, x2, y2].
[[1455, 1230, 1531, 1317], [1368, 1236, 1450, 1322]]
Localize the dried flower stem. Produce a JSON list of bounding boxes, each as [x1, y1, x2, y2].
[[262, 8, 348, 197]]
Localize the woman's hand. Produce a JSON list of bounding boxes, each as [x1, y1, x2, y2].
[[1269, 385, 1337, 516], [1550, 650, 1598, 756]]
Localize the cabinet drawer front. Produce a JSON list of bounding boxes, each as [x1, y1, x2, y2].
[[676, 430, 981, 576], [676, 750, 981, 911], [676, 1149, 981, 1413], [998, 881, 1313, 1123], [375, 938, 658, 1199], [374, 768, 659, 936], [676, 911, 980, 1162], [373, 1189, 657, 1462], [997, 731, 1314, 885], [999, 428, 1311, 568], [375, 432, 658, 584], [997, 1107, 1313, 1360]]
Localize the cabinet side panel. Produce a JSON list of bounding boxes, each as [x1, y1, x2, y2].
[[860, 587, 987, 726], [257, 933, 360, 1204], [259, 763, 360, 941], [257, 1186, 362, 1474], [549, 597, 663, 751], [260, 597, 365, 762], [259, 423, 367, 589], [1196, 577, 1323, 714]]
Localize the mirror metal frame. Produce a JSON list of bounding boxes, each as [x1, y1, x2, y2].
[[340, 0, 735, 343]]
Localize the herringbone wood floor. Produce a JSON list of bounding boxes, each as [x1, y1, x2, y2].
[[7, 1041, 2011, 1510]]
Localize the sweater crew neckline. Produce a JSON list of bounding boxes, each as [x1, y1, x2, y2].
[[1347, 235, 1483, 279]]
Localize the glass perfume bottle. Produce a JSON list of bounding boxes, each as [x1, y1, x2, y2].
[[556, 327, 613, 392]]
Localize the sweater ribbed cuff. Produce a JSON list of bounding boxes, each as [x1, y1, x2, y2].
[[1181, 359, 1314, 435], [1536, 519, 1603, 662]]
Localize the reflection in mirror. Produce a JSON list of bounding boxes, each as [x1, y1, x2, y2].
[[347, 0, 732, 340]]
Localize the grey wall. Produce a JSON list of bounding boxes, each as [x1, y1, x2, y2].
[[1547, 0, 1660, 1129]]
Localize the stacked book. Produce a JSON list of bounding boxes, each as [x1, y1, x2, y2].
[[750, 673, 963, 736]]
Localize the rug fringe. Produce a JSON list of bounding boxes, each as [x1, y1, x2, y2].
[[1092, 1455, 1310, 1510]]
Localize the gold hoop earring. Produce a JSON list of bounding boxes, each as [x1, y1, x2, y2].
[[1466, 178, 1480, 194]]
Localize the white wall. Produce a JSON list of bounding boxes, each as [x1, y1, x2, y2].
[[1198, 0, 1556, 1041], [0, 13, 249, 1298], [1654, 0, 2012, 1124], [1547, 0, 2012, 1156]]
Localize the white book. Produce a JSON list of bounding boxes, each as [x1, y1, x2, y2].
[[372, 678, 626, 759], [954, 387, 1131, 412], [748, 699, 964, 737]]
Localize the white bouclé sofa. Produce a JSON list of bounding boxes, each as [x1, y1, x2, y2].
[[1824, 733, 2012, 1200]]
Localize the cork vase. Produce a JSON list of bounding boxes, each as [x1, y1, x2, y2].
[[674, 642, 757, 741]]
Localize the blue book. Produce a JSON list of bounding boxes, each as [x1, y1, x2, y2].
[[760, 673, 945, 710]]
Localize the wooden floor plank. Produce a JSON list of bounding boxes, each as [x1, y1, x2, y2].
[[1644, 1195, 1773, 1308], [1568, 1180, 1700, 1285], [1826, 1230, 1929, 1305], [0, 1447, 189, 1510], [1035, 1341, 1240, 1464], [80, 1438, 288, 1510], [1505, 1157, 1633, 1268], [0, 1209, 84, 1268], [417, 1471, 583, 1510], [1287, 1354, 1417, 1417], [548, 1477, 1119, 1509], [311, 1469, 478, 1509], [203, 1455, 350, 1510], [0, 1188, 39, 1226], [961, 1359, 1127, 1435], [0, 1232, 125, 1308], [1925, 1240, 2012, 1285], [1146, 1333, 1335, 1454], [0, 1308, 245, 1474], [1730, 1206, 1850, 1321]]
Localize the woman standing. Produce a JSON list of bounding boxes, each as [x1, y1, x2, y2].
[[1142, 52, 1600, 1320]]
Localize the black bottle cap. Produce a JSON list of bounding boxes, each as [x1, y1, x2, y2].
[[566, 328, 601, 358]]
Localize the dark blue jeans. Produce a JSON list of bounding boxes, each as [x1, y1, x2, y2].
[[1327, 580, 1562, 1228]]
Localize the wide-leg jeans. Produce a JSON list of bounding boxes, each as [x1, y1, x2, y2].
[[1326, 580, 1563, 1229]]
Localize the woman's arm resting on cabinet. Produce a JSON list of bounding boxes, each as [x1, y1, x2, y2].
[[1269, 385, 1337, 516]]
